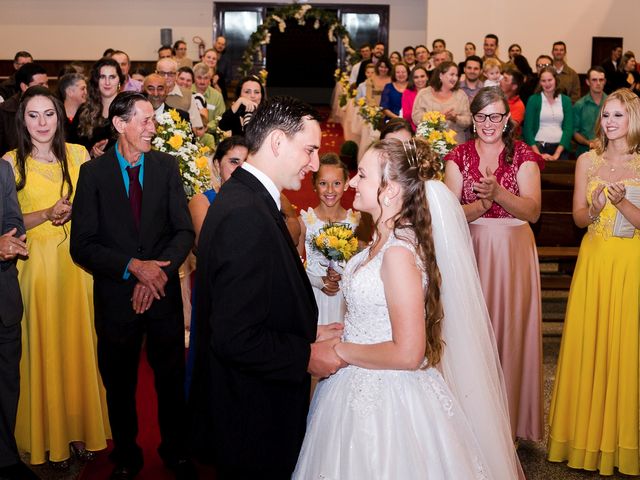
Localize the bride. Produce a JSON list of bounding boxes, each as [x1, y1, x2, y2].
[[293, 138, 523, 479]]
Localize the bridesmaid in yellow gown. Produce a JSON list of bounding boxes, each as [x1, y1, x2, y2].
[[2, 86, 109, 467], [548, 88, 640, 476]]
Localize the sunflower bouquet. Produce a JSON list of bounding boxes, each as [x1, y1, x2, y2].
[[152, 109, 212, 199], [415, 111, 458, 158], [312, 223, 359, 272], [357, 98, 384, 130]]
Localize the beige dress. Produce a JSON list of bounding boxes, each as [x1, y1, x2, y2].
[[412, 87, 472, 143]]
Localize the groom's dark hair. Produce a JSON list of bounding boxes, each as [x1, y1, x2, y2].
[[245, 96, 320, 154]]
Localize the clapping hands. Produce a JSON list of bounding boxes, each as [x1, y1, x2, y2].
[[607, 183, 626, 206], [473, 167, 501, 206]]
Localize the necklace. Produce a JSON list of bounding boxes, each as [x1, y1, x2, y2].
[[32, 151, 56, 163]]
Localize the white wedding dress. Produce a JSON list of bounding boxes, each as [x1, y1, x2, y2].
[[293, 181, 523, 480]]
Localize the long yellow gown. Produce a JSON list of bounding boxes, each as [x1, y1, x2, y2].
[[7, 144, 110, 464], [548, 151, 640, 476]]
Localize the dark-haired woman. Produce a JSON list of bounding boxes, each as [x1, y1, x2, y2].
[[73, 57, 124, 158], [523, 66, 573, 161], [445, 87, 544, 442], [380, 63, 409, 121], [401, 66, 428, 131], [412, 61, 471, 143], [2, 86, 109, 466], [218, 76, 265, 136]]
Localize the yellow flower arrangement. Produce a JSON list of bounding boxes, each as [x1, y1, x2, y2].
[[415, 110, 458, 162], [335, 70, 356, 107], [168, 134, 183, 150], [358, 103, 384, 130], [152, 109, 212, 199], [312, 223, 359, 264]]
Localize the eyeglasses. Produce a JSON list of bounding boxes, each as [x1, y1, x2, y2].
[[536, 63, 551, 69], [157, 71, 176, 77], [473, 112, 508, 123]]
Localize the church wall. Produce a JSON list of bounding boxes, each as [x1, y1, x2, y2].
[[0, 0, 638, 73]]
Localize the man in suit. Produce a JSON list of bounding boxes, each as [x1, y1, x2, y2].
[[190, 96, 345, 479], [0, 162, 37, 480], [142, 73, 189, 123], [70, 92, 195, 480]]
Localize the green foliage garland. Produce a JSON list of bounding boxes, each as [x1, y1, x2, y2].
[[239, 3, 356, 78]]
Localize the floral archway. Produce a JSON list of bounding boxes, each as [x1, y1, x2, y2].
[[239, 3, 356, 79]]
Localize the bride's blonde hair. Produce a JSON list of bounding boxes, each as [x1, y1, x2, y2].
[[369, 138, 444, 366]]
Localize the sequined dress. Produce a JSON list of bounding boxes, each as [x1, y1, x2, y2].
[[293, 234, 490, 479], [547, 151, 640, 475]]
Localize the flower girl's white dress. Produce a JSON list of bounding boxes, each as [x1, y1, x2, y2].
[[301, 208, 360, 325]]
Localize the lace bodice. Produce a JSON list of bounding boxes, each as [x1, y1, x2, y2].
[[6, 143, 86, 239], [586, 151, 640, 239], [341, 232, 426, 344], [301, 208, 360, 277], [445, 140, 544, 218]]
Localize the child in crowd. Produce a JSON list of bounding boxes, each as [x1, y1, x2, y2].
[[483, 58, 502, 87], [298, 153, 360, 325]]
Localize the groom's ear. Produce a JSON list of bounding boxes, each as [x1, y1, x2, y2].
[[269, 129, 285, 157]]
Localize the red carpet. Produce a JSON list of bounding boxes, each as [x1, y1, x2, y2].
[[80, 108, 348, 479]]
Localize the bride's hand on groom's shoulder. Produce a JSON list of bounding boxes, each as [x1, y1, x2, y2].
[[308, 337, 347, 378], [316, 323, 343, 341]]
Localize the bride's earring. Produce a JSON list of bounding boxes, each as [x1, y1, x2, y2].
[[383, 196, 391, 207]]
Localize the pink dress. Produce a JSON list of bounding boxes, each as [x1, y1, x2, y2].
[[445, 140, 545, 441], [401, 88, 418, 131]]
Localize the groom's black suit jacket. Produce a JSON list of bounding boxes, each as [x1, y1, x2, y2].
[[190, 166, 318, 474]]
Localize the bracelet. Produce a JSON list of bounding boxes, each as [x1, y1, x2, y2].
[[587, 206, 599, 223]]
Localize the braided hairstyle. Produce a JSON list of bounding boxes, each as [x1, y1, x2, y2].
[[368, 138, 444, 366]]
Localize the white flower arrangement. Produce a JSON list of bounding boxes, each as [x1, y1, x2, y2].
[[152, 109, 212, 199]]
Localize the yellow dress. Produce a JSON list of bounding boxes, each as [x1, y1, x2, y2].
[[548, 151, 640, 475], [7, 144, 110, 464]]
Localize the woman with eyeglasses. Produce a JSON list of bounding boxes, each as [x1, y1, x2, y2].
[[523, 66, 574, 161], [444, 87, 544, 443]]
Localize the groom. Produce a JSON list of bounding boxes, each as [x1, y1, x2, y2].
[[190, 96, 345, 479]]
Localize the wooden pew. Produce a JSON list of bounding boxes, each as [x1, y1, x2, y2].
[[533, 160, 584, 291]]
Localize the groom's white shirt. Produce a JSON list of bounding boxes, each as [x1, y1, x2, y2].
[[242, 162, 281, 210]]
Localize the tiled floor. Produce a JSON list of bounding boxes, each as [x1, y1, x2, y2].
[[21, 333, 630, 480], [518, 333, 628, 479]]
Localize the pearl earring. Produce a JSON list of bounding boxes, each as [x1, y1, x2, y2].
[[472, 124, 476, 133], [503, 123, 507, 132], [383, 196, 391, 207]]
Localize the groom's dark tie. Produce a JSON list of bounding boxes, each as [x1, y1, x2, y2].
[[127, 165, 142, 230]]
